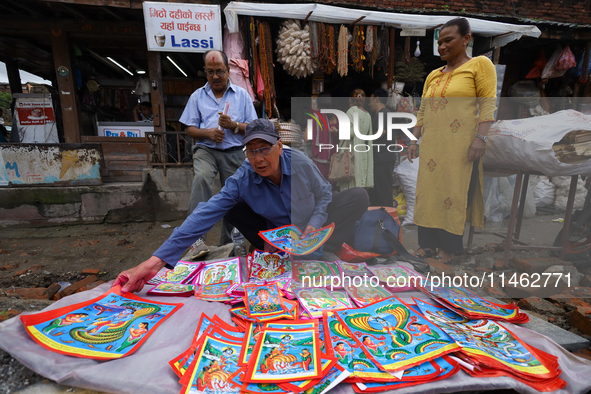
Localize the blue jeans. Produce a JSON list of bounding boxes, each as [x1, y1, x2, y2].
[[188, 145, 245, 245]]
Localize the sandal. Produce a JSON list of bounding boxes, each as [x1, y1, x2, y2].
[[414, 248, 436, 259]]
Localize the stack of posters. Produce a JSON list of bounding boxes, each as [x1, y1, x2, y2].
[[170, 314, 350, 394], [259, 224, 335, 255], [20, 287, 181, 360], [247, 249, 292, 283], [147, 261, 203, 285], [146, 261, 203, 297], [231, 283, 300, 324], [417, 282, 529, 323], [414, 298, 565, 391], [291, 260, 337, 288]]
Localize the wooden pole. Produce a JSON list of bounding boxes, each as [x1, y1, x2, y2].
[[147, 51, 165, 132], [5, 57, 22, 95], [51, 28, 80, 144], [388, 27, 395, 89]]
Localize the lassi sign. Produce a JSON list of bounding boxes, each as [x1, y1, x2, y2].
[[143, 1, 222, 53]]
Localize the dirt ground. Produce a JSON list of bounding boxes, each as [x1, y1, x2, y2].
[[1, 217, 591, 393]]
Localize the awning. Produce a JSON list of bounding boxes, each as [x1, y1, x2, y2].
[[224, 2, 541, 47]]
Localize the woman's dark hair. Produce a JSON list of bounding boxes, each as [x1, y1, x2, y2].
[[441, 17, 471, 37], [317, 92, 332, 109]]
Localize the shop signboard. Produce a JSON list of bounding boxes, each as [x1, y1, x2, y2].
[[13, 94, 59, 144], [97, 122, 154, 138], [143, 1, 222, 53]]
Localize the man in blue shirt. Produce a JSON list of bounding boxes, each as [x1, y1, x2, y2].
[[181, 50, 258, 258], [113, 119, 369, 294]]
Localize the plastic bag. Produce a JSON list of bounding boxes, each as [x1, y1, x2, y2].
[[483, 176, 536, 222], [533, 176, 556, 208], [569, 49, 591, 78], [392, 187, 407, 216], [541, 46, 569, 79], [526, 51, 547, 79], [556, 45, 576, 71]]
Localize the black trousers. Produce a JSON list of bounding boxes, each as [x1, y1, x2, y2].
[[417, 160, 480, 254], [224, 187, 369, 251], [369, 160, 396, 207]]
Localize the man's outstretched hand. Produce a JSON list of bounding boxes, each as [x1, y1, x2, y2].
[[112, 256, 167, 294]]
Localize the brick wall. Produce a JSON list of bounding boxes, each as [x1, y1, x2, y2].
[[312, 0, 591, 25]]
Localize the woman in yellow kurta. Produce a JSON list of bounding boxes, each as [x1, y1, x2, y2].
[[408, 17, 497, 262]]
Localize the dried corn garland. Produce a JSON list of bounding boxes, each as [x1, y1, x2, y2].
[[326, 24, 336, 75], [264, 22, 275, 100], [338, 25, 349, 77], [276, 19, 316, 79], [365, 26, 374, 53]]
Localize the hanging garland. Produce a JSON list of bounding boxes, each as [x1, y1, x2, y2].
[[375, 26, 389, 77], [309, 21, 319, 61], [369, 26, 378, 78], [275, 19, 316, 79], [388, 27, 395, 89], [338, 25, 349, 77], [250, 17, 258, 92], [350, 25, 359, 71], [317, 22, 326, 70], [259, 21, 273, 118], [326, 24, 336, 75], [356, 26, 365, 73]]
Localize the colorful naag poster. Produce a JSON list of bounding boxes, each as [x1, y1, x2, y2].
[[175, 317, 245, 378], [195, 281, 234, 302], [197, 258, 241, 285], [148, 261, 202, 285], [259, 224, 335, 255], [278, 354, 338, 392], [249, 250, 292, 282], [244, 283, 287, 318], [295, 287, 350, 319], [180, 334, 243, 394], [292, 260, 336, 288], [366, 265, 424, 291], [419, 283, 521, 319], [414, 298, 559, 380], [322, 311, 401, 382], [335, 261, 373, 277], [21, 287, 181, 360], [331, 290, 354, 309], [343, 283, 392, 308], [245, 326, 322, 383], [333, 297, 460, 373], [147, 282, 195, 296]]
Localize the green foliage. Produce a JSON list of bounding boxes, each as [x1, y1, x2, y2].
[[0, 92, 11, 107]]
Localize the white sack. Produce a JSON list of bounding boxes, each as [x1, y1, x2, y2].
[[483, 110, 591, 176]]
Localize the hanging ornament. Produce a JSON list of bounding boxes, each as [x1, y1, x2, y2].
[[414, 40, 421, 57]]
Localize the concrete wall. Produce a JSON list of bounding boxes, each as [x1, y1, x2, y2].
[[0, 167, 193, 227]]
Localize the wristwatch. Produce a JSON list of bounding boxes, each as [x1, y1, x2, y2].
[[475, 134, 489, 143], [233, 122, 240, 134]]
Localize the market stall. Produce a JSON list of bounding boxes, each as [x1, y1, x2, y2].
[[1, 257, 590, 394]]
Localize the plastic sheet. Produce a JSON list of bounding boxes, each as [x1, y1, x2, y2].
[[1, 267, 591, 394]]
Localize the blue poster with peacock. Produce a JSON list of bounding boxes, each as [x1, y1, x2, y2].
[[21, 287, 181, 360], [333, 297, 460, 373]]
